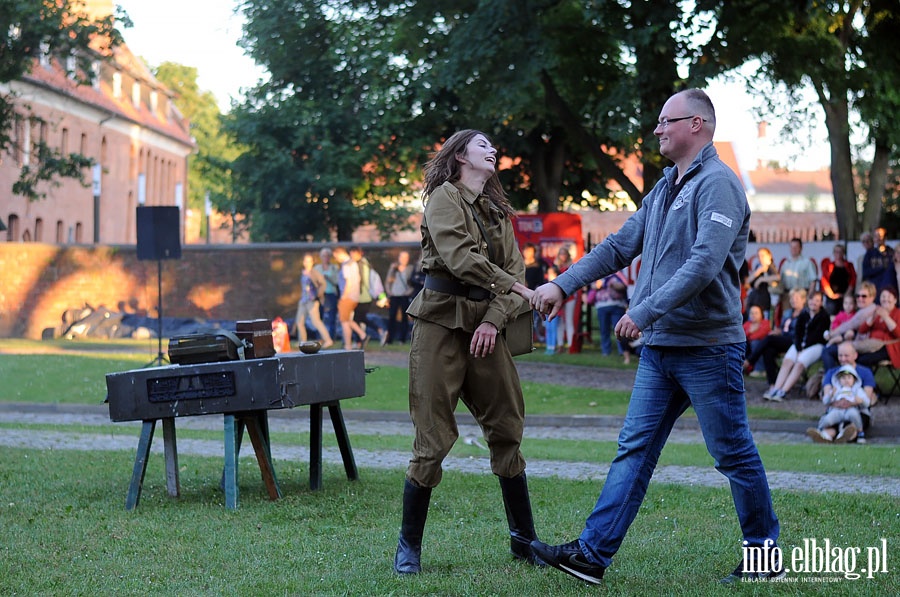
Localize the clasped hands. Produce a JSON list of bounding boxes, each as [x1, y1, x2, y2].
[[513, 281, 642, 341]]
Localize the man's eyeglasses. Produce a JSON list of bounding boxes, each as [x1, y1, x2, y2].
[[856, 294, 870, 298], [656, 115, 708, 129]]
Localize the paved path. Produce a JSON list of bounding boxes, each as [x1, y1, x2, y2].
[[1, 404, 897, 497]]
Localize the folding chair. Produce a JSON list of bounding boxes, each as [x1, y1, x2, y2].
[[871, 360, 899, 405]]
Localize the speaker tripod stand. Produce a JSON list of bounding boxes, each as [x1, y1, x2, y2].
[[144, 259, 169, 368]]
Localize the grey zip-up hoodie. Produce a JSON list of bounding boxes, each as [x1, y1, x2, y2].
[[553, 142, 749, 347]]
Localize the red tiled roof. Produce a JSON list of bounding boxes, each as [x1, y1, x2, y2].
[[21, 49, 193, 148], [748, 167, 832, 194]]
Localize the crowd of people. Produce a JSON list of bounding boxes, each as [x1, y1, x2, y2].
[[292, 246, 424, 350], [741, 231, 900, 444]]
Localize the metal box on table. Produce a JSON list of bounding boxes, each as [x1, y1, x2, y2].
[[106, 350, 366, 422]]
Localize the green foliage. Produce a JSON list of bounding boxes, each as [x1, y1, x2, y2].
[[0, 1, 125, 201], [226, 0, 419, 241], [698, 0, 900, 239], [153, 62, 241, 239], [228, 0, 739, 228]]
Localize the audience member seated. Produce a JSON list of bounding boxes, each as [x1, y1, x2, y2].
[[742, 305, 771, 376], [821, 281, 878, 371], [830, 291, 857, 331], [820, 243, 856, 316], [745, 288, 807, 390], [854, 286, 900, 371], [763, 291, 830, 402], [861, 227, 893, 286], [744, 247, 779, 320], [806, 364, 871, 443]]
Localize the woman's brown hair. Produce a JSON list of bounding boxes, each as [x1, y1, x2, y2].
[[421, 129, 515, 218]]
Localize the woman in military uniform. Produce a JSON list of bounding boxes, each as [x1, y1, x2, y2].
[[392, 129, 540, 574]]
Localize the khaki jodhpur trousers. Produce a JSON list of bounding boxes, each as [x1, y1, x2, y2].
[[406, 318, 527, 487]]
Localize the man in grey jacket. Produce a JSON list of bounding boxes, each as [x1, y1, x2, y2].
[[530, 89, 781, 585]]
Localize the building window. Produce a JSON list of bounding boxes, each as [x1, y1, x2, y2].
[[34, 218, 43, 242], [56, 220, 64, 243], [132, 82, 141, 108], [6, 215, 19, 241], [39, 42, 50, 68], [74, 222, 83, 243], [150, 90, 158, 114], [91, 61, 101, 90], [80, 133, 87, 155], [22, 121, 31, 166], [66, 55, 77, 80], [61, 128, 69, 154], [13, 116, 22, 165], [112, 72, 122, 98]]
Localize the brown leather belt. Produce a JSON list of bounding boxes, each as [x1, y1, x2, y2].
[[424, 274, 491, 301]]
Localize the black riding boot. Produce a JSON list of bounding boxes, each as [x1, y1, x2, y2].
[[498, 472, 543, 565], [393, 479, 432, 574]]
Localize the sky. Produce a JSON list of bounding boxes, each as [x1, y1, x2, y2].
[[114, 0, 829, 172]]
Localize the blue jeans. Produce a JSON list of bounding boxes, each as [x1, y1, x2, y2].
[[544, 317, 558, 354], [596, 304, 626, 355], [320, 292, 339, 340], [579, 343, 780, 567]]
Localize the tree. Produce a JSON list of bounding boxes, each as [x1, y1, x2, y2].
[[231, 0, 732, 222], [698, 0, 900, 240], [0, 0, 123, 200], [153, 62, 240, 239], [226, 0, 418, 241]]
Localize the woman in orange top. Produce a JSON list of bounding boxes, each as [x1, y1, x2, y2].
[[743, 304, 771, 375]]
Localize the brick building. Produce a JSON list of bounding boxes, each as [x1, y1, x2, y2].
[[0, 0, 193, 245]]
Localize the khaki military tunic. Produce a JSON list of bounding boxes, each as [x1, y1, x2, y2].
[[406, 181, 530, 487]]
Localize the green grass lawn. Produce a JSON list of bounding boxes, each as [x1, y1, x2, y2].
[[0, 338, 897, 594], [0, 448, 895, 596]]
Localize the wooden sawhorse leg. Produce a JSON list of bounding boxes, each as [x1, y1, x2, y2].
[[308, 401, 358, 491], [223, 411, 282, 509], [125, 417, 179, 510]]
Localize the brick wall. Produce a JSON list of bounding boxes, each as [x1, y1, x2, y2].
[[0, 242, 417, 339]]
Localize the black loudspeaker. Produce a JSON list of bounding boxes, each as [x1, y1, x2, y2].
[[136, 206, 182, 260]]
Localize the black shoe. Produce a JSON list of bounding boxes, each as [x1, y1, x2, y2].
[[720, 557, 787, 584], [530, 539, 604, 585]]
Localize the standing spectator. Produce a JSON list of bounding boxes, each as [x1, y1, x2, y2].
[[529, 89, 781, 585], [543, 265, 560, 354], [333, 246, 366, 349], [742, 304, 771, 375], [744, 247, 779, 320], [878, 246, 900, 294], [350, 246, 388, 347], [315, 247, 340, 341], [554, 246, 576, 351], [861, 227, 893, 285], [763, 291, 829, 402], [586, 271, 629, 362], [393, 129, 542, 574], [857, 231, 874, 278], [385, 250, 416, 344], [777, 238, 817, 315], [522, 243, 547, 343], [820, 243, 856, 316], [294, 253, 334, 348]]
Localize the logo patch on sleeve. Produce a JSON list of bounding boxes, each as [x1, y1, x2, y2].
[[710, 212, 733, 227]]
